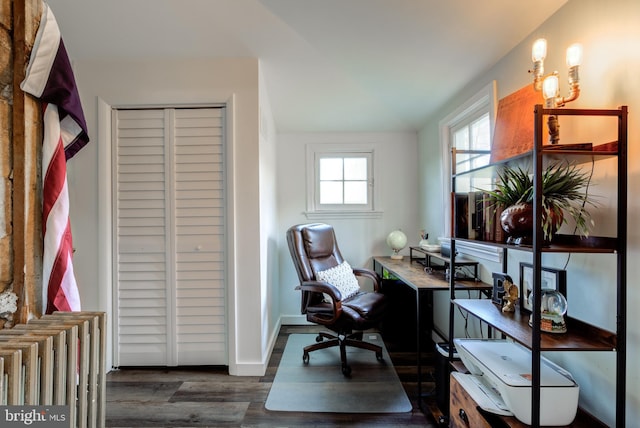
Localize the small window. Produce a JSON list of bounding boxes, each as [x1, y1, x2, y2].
[[306, 144, 381, 219], [319, 155, 369, 205]]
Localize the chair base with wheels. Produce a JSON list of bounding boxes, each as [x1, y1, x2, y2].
[[302, 330, 384, 376]]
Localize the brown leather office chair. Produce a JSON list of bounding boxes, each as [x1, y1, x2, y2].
[[286, 223, 388, 376]]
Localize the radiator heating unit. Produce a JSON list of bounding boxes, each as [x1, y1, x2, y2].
[[0, 311, 107, 428]]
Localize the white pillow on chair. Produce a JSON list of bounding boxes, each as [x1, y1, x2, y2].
[[316, 261, 361, 300]]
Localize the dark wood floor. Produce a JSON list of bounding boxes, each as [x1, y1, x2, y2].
[[106, 325, 440, 427]]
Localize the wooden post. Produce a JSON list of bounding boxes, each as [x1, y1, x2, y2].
[[0, 0, 14, 297], [11, 0, 44, 324]]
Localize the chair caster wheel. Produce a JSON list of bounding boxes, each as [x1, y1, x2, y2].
[[341, 364, 352, 377], [315, 335, 323, 342], [303, 352, 309, 364]]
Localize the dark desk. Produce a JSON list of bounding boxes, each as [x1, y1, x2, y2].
[[372, 256, 491, 416]]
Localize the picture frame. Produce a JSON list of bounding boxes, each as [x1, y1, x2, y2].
[[519, 263, 567, 314]]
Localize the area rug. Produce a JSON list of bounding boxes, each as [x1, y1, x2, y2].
[[265, 333, 412, 413]]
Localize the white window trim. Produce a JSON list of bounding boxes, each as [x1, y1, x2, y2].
[[439, 81, 502, 263], [304, 143, 382, 219]]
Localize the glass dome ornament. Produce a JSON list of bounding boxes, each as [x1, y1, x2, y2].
[[386, 230, 408, 260], [528, 288, 568, 333]]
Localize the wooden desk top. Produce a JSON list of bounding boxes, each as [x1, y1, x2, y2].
[[372, 256, 491, 292]]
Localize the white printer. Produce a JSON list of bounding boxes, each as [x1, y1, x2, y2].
[[453, 338, 579, 426]]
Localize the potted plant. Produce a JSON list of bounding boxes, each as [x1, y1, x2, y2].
[[483, 162, 597, 244]]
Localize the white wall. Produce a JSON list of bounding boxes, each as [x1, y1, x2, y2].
[[276, 132, 419, 323], [419, 0, 640, 425], [69, 57, 273, 375], [258, 63, 281, 363]]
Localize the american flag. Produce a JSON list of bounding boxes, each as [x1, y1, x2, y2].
[[20, 4, 89, 313]]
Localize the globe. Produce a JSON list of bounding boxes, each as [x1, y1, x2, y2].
[[386, 230, 408, 260]]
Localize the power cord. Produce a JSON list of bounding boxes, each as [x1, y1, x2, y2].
[[563, 157, 595, 271], [455, 290, 473, 338]]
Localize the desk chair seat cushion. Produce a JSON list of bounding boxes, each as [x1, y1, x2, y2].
[[306, 291, 387, 328], [342, 291, 387, 325], [316, 260, 361, 300]]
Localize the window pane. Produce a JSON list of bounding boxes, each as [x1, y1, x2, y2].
[[344, 158, 367, 180], [344, 181, 367, 204], [319, 158, 343, 180], [473, 177, 493, 191], [319, 181, 343, 204], [471, 154, 490, 169], [455, 152, 471, 173], [453, 127, 471, 173], [453, 112, 491, 173], [471, 113, 490, 150], [454, 127, 469, 150], [470, 113, 491, 168], [456, 176, 472, 193]]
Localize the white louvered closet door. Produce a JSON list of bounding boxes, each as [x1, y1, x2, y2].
[[114, 107, 226, 366]]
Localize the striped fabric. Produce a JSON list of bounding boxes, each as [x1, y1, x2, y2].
[[21, 4, 89, 313]]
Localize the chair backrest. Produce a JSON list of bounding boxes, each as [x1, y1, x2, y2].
[[286, 223, 346, 312]]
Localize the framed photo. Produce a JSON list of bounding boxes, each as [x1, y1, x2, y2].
[[519, 263, 567, 314]]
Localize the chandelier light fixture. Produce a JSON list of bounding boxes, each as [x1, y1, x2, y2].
[[530, 38, 583, 144]]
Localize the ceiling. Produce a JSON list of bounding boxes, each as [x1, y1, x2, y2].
[[46, 0, 567, 133]]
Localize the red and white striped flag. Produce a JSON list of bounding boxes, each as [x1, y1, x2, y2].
[[20, 4, 89, 314]]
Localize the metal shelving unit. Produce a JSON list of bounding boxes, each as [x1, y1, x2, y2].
[[448, 105, 627, 427]]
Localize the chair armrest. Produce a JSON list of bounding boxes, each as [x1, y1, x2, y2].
[[296, 281, 343, 323], [297, 280, 342, 300], [352, 268, 382, 292]]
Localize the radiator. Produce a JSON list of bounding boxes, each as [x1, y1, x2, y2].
[[0, 311, 107, 428]]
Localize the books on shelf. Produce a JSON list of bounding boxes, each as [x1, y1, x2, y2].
[[468, 192, 483, 240], [454, 191, 506, 244], [493, 204, 506, 243], [453, 193, 469, 239]]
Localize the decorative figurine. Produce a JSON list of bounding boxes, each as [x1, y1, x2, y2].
[[502, 279, 519, 313]]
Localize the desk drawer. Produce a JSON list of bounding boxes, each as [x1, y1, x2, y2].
[[449, 374, 491, 428]]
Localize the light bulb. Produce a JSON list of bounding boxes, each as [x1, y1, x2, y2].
[[532, 38, 547, 62], [542, 75, 559, 100], [566, 43, 583, 67]]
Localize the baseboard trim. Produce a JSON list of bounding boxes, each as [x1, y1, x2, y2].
[[280, 315, 311, 325], [231, 316, 314, 375], [230, 317, 282, 376]]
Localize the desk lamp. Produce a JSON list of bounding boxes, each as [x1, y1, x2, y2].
[[531, 38, 582, 144]]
